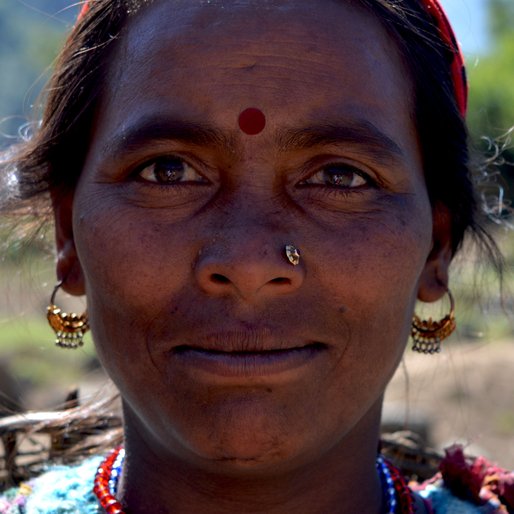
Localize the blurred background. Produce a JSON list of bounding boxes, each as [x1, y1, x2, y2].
[[0, 0, 513, 467]]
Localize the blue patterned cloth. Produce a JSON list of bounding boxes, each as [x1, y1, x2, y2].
[[0, 455, 505, 513], [0, 456, 102, 514], [420, 482, 503, 513]]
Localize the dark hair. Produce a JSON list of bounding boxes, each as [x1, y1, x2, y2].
[[1, 0, 504, 263]]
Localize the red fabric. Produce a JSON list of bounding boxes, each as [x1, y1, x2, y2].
[[440, 444, 514, 510], [77, 2, 89, 20], [440, 445, 487, 503], [420, 0, 468, 116]]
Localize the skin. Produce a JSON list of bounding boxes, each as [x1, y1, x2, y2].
[[54, 0, 452, 512]]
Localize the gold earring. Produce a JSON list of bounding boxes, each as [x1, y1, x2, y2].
[[285, 244, 301, 266], [47, 282, 89, 349], [411, 289, 456, 354]]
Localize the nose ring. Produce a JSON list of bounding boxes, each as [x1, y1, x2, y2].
[[285, 244, 301, 266]]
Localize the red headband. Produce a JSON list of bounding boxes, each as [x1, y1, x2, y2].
[[421, 0, 468, 116], [77, 0, 467, 116], [78, 2, 89, 19]]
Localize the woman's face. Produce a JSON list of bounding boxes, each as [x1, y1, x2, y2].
[[56, 0, 451, 472]]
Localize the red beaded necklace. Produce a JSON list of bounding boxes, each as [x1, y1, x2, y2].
[[93, 447, 415, 514], [382, 458, 416, 514], [93, 447, 125, 514]]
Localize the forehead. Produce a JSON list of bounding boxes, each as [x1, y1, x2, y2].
[[99, 0, 413, 144]]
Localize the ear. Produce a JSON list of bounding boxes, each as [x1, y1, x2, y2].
[[417, 203, 453, 302], [51, 188, 86, 296]]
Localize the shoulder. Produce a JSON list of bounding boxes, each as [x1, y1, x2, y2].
[[418, 481, 503, 513], [0, 455, 103, 514]]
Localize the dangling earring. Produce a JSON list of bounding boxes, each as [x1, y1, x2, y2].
[[411, 289, 456, 354], [47, 281, 89, 349]]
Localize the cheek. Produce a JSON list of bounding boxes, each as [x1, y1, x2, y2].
[[314, 199, 432, 346], [304, 204, 432, 422], [72, 195, 196, 370], [75, 204, 188, 306]]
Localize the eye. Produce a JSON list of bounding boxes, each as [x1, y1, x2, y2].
[[137, 156, 207, 185], [302, 163, 370, 189]]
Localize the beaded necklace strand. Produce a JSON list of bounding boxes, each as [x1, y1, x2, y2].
[[94, 447, 415, 514], [93, 447, 125, 514]]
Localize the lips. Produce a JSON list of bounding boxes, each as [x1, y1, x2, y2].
[[171, 327, 316, 353], [171, 344, 326, 378], [173, 344, 325, 358], [167, 328, 328, 378]]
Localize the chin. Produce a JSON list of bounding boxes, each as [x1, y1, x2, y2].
[[190, 397, 304, 470], [129, 391, 319, 476]]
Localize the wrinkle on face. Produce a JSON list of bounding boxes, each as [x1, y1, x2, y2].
[[70, 0, 439, 482]]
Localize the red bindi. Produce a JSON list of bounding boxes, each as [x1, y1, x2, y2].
[[238, 108, 266, 135]]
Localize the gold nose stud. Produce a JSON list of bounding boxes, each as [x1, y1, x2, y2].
[[285, 244, 301, 266]]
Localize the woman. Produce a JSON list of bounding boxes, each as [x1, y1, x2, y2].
[[0, 0, 512, 512]]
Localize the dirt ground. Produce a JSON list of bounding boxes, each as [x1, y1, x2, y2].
[[384, 339, 514, 469]]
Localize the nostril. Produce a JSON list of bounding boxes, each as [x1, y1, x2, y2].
[[269, 277, 291, 285], [211, 273, 230, 284]]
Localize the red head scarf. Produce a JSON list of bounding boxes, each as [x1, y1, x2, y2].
[[78, 2, 89, 19], [76, 0, 467, 116], [422, 0, 468, 116]]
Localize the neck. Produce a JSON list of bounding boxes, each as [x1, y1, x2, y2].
[[118, 399, 386, 514]]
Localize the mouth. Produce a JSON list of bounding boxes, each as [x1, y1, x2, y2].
[[170, 342, 327, 378]]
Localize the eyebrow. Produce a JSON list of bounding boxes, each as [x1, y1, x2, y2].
[[101, 115, 404, 165], [100, 116, 236, 158], [275, 120, 404, 163]]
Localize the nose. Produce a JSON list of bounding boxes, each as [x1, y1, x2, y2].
[[195, 240, 305, 300]]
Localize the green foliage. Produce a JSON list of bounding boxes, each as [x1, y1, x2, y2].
[[468, 38, 514, 139], [468, 50, 514, 136], [488, 0, 514, 42], [467, 0, 514, 204]]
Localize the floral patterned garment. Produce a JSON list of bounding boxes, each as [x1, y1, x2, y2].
[[0, 456, 102, 514], [1, 446, 513, 513], [416, 445, 514, 513]]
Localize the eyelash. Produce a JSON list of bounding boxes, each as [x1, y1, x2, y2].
[[299, 162, 375, 191], [134, 155, 208, 186], [132, 156, 375, 197]]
